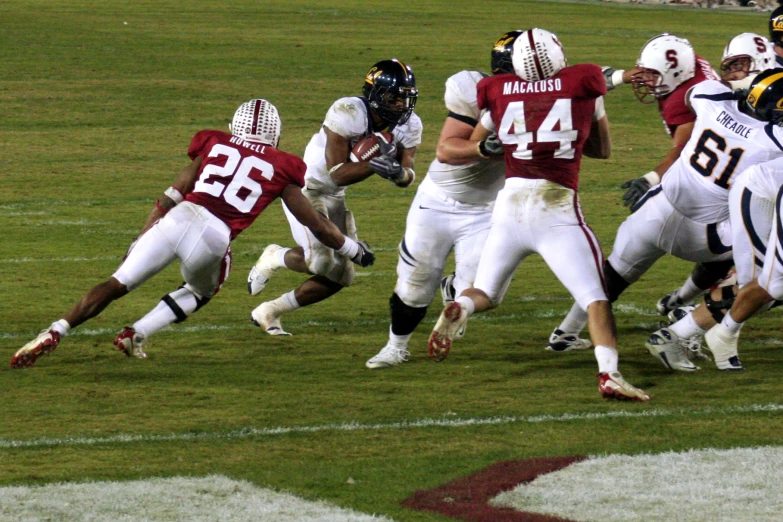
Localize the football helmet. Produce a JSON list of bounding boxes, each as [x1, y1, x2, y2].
[[720, 33, 775, 81], [769, 6, 783, 48], [229, 99, 281, 147], [632, 34, 695, 104], [511, 28, 567, 82], [362, 59, 418, 126], [745, 69, 783, 125], [491, 30, 524, 75]]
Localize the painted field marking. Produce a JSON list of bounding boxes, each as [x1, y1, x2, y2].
[[1, 403, 781, 450], [0, 475, 393, 522]]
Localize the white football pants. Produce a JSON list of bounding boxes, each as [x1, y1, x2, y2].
[[609, 187, 733, 284], [283, 189, 357, 287], [473, 178, 608, 311], [113, 202, 232, 298], [395, 176, 494, 308]]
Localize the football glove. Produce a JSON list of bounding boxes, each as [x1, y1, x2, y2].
[[478, 134, 504, 157], [378, 137, 398, 160], [620, 177, 651, 209], [370, 155, 404, 183], [351, 240, 375, 267]]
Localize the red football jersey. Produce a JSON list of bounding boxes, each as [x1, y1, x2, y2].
[[185, 130, 306, 239], [477, 64, 606, 191], [658, 56, 719, 135]]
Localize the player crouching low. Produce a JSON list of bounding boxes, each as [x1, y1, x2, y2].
[[11, 99, 373, 368]]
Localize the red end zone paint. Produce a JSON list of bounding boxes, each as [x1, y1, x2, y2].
[[401, 456, 586, 522]]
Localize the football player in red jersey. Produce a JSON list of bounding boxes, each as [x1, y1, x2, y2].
[[11, 99, 374, 368], [426, 28, 650, 402]]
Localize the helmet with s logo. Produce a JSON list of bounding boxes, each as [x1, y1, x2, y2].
[[721, 33, 775, 81], [632, 34, 695, 104]]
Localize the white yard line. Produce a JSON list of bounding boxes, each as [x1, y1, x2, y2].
[[1, 403, 781, 450]]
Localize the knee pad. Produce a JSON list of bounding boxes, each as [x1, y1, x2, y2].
[[604, 261, 630, 302], [704, 285, 736, 323], [161, 286, 205, 324], [390, 293, 428, 336], [692, 260, 734, 290]]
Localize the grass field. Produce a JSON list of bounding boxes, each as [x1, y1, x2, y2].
[[2, 1, 783, 520]]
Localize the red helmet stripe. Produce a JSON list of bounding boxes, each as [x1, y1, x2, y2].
[[250, 100, 262, 135], [527, 30, 545, 80]]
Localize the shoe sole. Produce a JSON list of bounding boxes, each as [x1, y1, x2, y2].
[[428, 303, 463, 362], [250, 313, 291, 336], [600, 387, 650, 402], [10, 338, 58, 368]]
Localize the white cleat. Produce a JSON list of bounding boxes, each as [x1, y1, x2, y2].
[[598, 371, 651, 402], [666, 306, 710, 362], [428, 302, 468, 362], [113, 327, 148, 359], [366, 344, 410, 369], [247, 244, 284, 296], [645, 328, 699, 372], [440, 273, 456, 307], [704, 324, 745, 371], [546, 329, 592, 352], [11, 329, 61, 368], [251, 301, 291, 336], [656, 289, 689, 316]]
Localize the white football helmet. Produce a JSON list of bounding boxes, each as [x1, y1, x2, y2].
[[720, 33, 776, 80], [632, 34, 695, 103], [229, 99, 281, 147], [511, 28, 567, 82]]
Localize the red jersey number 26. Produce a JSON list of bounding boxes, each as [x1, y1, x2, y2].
[[497, 99, 577, 160], [193, 144, 274, 212]]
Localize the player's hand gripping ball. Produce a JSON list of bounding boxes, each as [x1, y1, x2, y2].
[[349, 131, 396, 162]]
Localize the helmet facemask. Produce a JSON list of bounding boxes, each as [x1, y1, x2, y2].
[[363, 59, 418, 126], [229, 99, 281, 147], [720, 56, 752, 81], [631, 69, 667, 104]]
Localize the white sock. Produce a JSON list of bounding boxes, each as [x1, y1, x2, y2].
[[721, 310, 743, 335], [669, 312, 705, 338], [134, 287, 198, 338], [594, 345, 619, 374], [389, 327, 411, 348], [270, 291, 300, 313], [50, 319, 71, 336], [558, 303, 588, 334], [456, 296, 475, 316], [277, 248, 291, 269], [675, 276, 702, 303]]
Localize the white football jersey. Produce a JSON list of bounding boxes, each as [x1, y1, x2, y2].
[[425, 71, 506, 205], [302, 96, 423, 195], [662, 80, 783, 223]]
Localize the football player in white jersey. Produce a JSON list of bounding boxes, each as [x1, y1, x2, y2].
[[364, 32, 515, 369], [247, 59, 422, 336], [550, 69, 783, 373], [651, 70, 783, 371], [644, 37, 781, 372]]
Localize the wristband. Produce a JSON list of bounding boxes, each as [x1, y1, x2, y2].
[[477, 140, 489, 159], [164, 186, 184, 204], [336, 236, 359, 258], [642, 171, 661, 186], [611, 69, 625, 87]]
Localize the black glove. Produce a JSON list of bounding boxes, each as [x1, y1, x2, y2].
[[620, 177, 651, 209], [370, 155, 403, 182], [479, 134, 504, 157], [378, 136, 398, 159], [351, 240, 375, 267], [602, 66, 620, 91]]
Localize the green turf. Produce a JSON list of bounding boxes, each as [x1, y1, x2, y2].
[[2, 1, 782, 520]]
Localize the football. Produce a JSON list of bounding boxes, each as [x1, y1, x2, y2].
[[349, 131, 395, 162]]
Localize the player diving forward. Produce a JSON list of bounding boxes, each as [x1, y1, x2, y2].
[[247, 59, 422, 336], [364, 32, 515, 368], [427, 28, 650, 402], [11, 99, 374, 368]]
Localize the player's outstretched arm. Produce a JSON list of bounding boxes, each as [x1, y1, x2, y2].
[[138, 156, 203, 236], [281, 185, 374, 266]]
